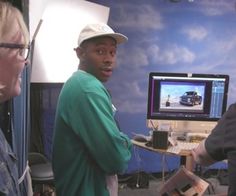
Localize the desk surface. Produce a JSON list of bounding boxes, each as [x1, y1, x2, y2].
[[131, 139, 192, 157], [131, 139, 195, 171]]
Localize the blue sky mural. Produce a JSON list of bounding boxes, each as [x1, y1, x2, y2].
[[85, 0, 235, 172], [88, 0, 236, 110]]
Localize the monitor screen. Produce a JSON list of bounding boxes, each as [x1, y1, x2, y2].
[[147, 72, 229, 132]]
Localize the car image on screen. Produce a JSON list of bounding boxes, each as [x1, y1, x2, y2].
[[179, 91, 202, 106]]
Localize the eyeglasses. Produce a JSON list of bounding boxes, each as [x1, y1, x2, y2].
[[0, 43, 30, 60]]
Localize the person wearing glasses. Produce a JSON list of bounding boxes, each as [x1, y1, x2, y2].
[[0, 1, 30, 195], [52, 23, 132, 196]]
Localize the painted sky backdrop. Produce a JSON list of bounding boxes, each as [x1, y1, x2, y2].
[[87, 0, 236, 115]]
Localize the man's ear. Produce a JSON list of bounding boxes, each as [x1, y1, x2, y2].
[[75, 47, 85, 59]]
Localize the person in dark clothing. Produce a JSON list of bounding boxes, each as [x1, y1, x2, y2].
[[192, 103, 236, 196]]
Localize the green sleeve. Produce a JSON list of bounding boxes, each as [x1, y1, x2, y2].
[[68, 89, 132, 174]]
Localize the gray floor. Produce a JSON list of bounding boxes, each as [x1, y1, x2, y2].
[[118, 175, 228, 196]]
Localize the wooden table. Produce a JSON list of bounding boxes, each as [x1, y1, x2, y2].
[[131, 139, 194, 171]]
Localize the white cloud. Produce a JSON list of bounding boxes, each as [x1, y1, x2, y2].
[[123, 82, 145, 98], [213, 35, 236, 52], [111, 4, 164, 30], [148, 44, 196, 65], [110, 81, 147, 114], [117, 100, 147, 114], [228, 78, 236, 105], [117, 46, 149, 68], [119, 41, 196, 69], [196, 34, 236, 65], [197, 0, 235, 16], [182, 26, 208, 41]]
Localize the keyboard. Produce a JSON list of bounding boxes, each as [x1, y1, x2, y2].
[[177, 141, 199, 150], [167, 141, 199, 154]]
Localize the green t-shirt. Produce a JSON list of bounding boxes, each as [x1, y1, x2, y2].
[[52, 70, 132, 196]]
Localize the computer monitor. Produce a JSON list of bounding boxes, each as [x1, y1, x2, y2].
[[147, 72, 229, 133]]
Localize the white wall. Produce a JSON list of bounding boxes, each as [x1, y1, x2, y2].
[[29, 0, 109, 83]]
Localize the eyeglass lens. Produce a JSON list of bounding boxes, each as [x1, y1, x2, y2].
[[0, 43, 30, 60], [20, 48, 29, 60]]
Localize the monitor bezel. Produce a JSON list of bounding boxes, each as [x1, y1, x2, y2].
[[147, 72, 229, 122]]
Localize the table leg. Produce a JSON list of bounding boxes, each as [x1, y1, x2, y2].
[[180, 155, 194, 171]]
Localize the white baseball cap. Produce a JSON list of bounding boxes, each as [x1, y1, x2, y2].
[[77, 23, 128, 46]]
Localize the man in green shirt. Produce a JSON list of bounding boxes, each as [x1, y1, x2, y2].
[[52, 23, 132, 196]]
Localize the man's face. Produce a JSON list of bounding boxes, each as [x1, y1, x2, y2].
[[78, 36, 117, 82]]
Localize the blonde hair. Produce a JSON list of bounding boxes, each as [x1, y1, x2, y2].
[[0, 1, 29, 44], [0, 1, 29, 101]]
